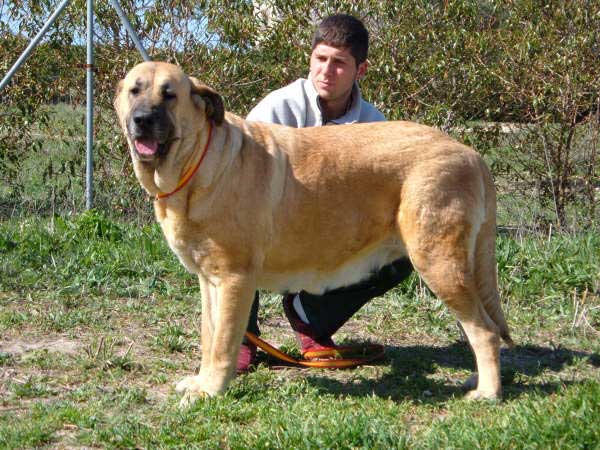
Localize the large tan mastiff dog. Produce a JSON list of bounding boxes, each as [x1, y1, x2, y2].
[[114, 61, 513, 406]]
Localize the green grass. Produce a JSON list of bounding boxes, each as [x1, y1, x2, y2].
[[1, 103, 153, 219], [1, 211, 599, 448]]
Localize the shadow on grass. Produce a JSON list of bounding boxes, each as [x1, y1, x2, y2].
[[266, 342, 600, 403]]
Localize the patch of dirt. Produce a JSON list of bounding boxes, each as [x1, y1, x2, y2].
[[0, 336, 81, 356]]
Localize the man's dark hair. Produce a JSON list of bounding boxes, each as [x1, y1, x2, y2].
[[311, 14, 369, 65]]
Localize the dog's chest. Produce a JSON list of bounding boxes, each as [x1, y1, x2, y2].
[[158, 216, 205, 273]]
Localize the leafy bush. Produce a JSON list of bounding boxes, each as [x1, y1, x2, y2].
[[1, 0, 598, 230]]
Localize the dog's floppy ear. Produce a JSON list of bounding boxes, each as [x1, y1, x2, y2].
[[113, 79, 124, 111], [189, 76, 224, 125]]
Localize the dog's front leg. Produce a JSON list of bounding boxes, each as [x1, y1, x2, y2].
[[177, 272, 255, 407], [198, 273, 217, 382]]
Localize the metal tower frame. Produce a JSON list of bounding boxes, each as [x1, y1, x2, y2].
[[0, 0, 151, 209]]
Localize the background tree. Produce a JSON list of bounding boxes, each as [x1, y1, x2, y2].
[[1, 0, 598, 231]]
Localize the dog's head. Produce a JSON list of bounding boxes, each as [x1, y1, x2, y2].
[[114, 61, 224, 194]]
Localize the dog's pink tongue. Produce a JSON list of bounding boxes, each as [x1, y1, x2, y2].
[[135, 139, 158, 155]]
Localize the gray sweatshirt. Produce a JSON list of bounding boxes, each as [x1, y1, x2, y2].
[[246, 76, 385, 127]]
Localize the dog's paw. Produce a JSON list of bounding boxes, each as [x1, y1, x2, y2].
[[175, 375, 200, 393], [463, 373, 501, 401], [464, 389, 501, 401], [179, 389, 210, 408], [175, 375, 211, 408]]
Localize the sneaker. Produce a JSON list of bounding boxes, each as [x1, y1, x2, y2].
[[282, 294, 385, 363], [236, 342, 257, 373], [282, 294, 336, 354]]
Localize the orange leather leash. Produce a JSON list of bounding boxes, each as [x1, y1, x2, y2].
[[156, 122, 213, 200], [244, 332, 384, 369]]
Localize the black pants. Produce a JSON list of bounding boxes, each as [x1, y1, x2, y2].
[[244, 258, 413, 340]]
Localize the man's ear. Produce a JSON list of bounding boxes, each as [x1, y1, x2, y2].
[[189, 76, 224, 125], [356, 60, 368, 81]]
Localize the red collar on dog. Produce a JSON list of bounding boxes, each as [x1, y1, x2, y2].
[[156, 122, 213, 200]]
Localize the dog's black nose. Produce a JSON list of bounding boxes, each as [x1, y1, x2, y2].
[[129, 105, 172, 143], [132, 110, 155, 128]]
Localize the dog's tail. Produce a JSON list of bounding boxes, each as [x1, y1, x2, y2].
[[475, 163, 514, 346]]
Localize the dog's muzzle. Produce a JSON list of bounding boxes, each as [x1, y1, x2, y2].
[[128, 106, 175, 160]]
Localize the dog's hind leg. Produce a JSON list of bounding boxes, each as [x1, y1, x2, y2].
[[177, 272, 256, 406], [450, 293, 502, 400], [401, 207, 503, 400], [411, 247, 502, 399]]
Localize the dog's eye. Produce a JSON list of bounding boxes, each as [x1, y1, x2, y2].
[[130, 86, 140, 96], [163, 91, 177, 100]]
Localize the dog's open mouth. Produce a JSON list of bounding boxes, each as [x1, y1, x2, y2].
[[135, 139, 159, 156], [133, 138, 176, 160]]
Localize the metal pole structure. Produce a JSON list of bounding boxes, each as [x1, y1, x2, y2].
[[0, 0, 71, 91], [0, 0, 150, 211], [109, 0, 151, 61], [86, 0, 94, 209]]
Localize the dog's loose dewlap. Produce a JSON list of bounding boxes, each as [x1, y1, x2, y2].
[[115, 61, 513, 407]]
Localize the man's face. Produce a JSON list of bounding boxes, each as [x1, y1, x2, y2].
[[309, 43, 367, 103]]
